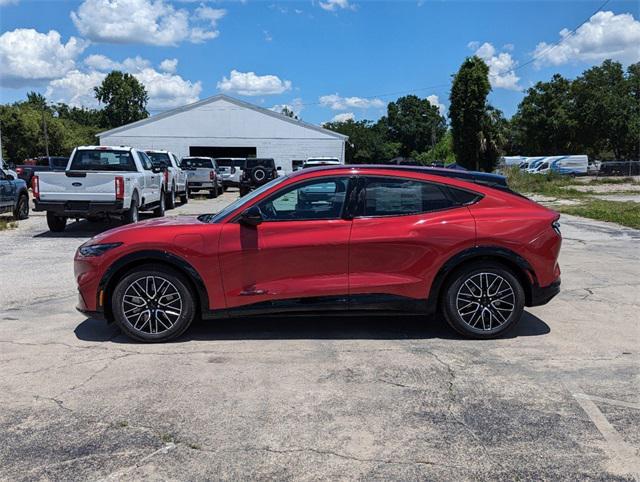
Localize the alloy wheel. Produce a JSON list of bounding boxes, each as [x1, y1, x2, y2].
[[455, 272, 515, 331], [121, 276, 183, 335]]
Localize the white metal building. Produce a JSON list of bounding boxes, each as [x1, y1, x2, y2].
[[98, 94, 347, 173]]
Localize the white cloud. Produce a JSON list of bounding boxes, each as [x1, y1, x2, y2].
[[319, 0, 354, 12], [46, 55, 201, 110], [319, 93, 384, 110], [70, 0, 226, 46], [271, 98, 303, 116], [329, 112, 355, 123], [0, 29, 87, 87], [533, 11, 640, 67], [159, 58, 178, 73], [469, 41, 521, 91], [426, 94, 445, 116], [217, 70, 292, 96]]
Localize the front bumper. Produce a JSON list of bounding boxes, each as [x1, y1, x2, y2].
[[34, 200, 125, 216], [529, 278, 561, 306]]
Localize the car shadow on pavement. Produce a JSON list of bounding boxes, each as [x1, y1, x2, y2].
[[74, 311, 550, 344]]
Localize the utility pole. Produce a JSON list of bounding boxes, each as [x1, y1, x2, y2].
[[41, 106, 50, 158]]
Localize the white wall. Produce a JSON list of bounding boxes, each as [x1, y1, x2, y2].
[[99, 97, 345, 173]]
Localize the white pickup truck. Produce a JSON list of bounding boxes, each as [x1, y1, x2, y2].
[[145, 149, 189, 208], [34, 146, 166, 232]]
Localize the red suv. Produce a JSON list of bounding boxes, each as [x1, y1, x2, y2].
[[74, 166, 561, 342]]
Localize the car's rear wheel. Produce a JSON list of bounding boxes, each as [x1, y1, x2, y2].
[[442, 262, 524, 339], [122, 196, 139, 224], [13, 193, 29, 220], [46, 211, 66, 232], [180, 189, 189, 204], [111, 265, 196, 342], [154, 190, 166, 217], [208, 188, 217, 199]]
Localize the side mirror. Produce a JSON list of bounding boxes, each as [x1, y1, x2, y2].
[[239, 206, 263, 227], [277, 166, 282, 171], [151, 166, 163, 174]]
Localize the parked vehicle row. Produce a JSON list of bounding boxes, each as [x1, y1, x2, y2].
[[179, 157, 224, 198], [15, 156, 69, 188]]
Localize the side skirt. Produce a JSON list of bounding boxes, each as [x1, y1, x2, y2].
[[202, 294, 433, 320]]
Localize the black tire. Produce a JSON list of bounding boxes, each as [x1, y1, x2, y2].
[[122, 195, 139, 224], [239, 186, 250, 197], [154, 190, 166, 217], [166, 185, 176, 209], [441, 261, 525, 339], [180, 189, 189, 204], [208, 188, 218, 199], [87, 216, 103, 223], [111, 264, 196, 343], [13, 193, 29, 220], [46, 211, 66, 232]]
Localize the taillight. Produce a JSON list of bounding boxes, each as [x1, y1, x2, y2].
[[164, 169, 169, 185], [32, 175, 40, 199], [115, 176, 124, 200], [210, 171, 215, 180], [16, 167, 24, 175]]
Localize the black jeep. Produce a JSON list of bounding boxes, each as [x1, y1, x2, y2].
[[239, 158, 280, 196]]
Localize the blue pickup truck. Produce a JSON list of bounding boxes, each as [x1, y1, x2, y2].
[[0, 166, 29, 220]]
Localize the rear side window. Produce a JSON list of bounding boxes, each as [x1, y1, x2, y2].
[[361, 177, 456, 217], [181, 158, 213, 169], [51, 157, 68, 169], [146, 152, 171, 168], [69, 150, 136, 172]]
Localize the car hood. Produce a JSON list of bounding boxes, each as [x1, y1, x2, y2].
[[90, 215, 208, 242]]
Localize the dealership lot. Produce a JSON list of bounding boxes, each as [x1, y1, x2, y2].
[[1, 191, 639, 480]]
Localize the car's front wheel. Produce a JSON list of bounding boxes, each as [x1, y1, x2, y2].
[[442, 262, 524, 339], [111, 265, 196, 342], [13, 193, 29, 220]]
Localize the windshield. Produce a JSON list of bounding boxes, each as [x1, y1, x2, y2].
[[146, 152, 171, 168], [246, 158, 274, 168], [181, 158, 213, 169], [69, 149, 136, 172], [203, 175, 288, 223]]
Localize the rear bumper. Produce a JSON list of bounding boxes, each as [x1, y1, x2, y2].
[[187, 181, 215, 189], [34, 200, 124, 216], [529, 278, 561, 307]]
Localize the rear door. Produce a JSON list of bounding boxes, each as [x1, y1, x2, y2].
[[218, 176, 354, 309], [348, 176, 476, 303]]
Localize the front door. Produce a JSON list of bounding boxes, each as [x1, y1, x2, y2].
[[218, 176, 353, 310], [0, 170, 14, 210]]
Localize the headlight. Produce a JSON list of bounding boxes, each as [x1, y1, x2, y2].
[[78, 242, 123, 257]]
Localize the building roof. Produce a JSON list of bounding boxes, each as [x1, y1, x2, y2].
[[98, 94, 348, 141]]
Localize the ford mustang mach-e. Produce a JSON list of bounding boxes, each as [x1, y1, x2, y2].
[[74, 165, 561, 342]]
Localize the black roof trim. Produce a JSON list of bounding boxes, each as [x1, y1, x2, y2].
[[301, 164, 510, 190]]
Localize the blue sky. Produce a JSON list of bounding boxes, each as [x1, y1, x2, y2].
[[1, 0, 639, 125]]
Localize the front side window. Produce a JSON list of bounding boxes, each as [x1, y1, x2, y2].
[[257, 177, 350, 221], [361, 177, 455, 217]]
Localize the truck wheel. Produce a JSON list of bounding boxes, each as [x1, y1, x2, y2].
[[180, 189, 189, 204], [122, 197, 139, 224], [46, 211, 67, 232], [154, 190, 166, 217], [208, 188, 218, 199], [239, 186, 249, 197], [166, 185, 176, 209], [13, 193, 29, 220]]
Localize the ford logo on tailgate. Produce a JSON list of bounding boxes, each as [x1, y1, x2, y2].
[[72, 182, 82, 187]]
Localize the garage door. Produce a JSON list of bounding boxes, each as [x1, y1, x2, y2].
[[189, 146, 257, 158]]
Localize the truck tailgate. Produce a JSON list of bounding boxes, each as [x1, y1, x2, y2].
[[186, 168, 212, 183], [38, 172, 121, 202]]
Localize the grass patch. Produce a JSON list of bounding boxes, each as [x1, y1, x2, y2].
[[586, 177, 639, 185], [556, 200, 640, 230], [504, 167, 587, 198], [0, 218, 17, 231]]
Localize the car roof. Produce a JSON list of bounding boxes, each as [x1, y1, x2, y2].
[[288, 164, 509, 189]]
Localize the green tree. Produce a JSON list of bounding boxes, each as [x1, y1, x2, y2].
[[571, 60, 629, 159], [386, 95, 446, 157], [625, 62, 640, 160], [280, 106, 299, 120], [323, 119, 400, 164], [511, 74, 575, 155], [94, 71, 148, 128], [449, 56, 492, 171]]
